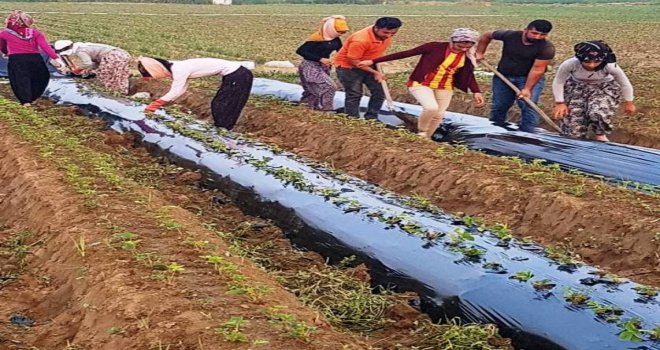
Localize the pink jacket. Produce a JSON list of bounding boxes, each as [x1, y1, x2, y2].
[[0, 29, 57, 59]]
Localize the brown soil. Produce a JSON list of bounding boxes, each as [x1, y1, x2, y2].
[[0, 122, 368, 349], [0, 95, 511, 349], [133, 79, 660, 286]]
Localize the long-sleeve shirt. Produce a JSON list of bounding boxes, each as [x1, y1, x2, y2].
[[552, 57, 633, 102], [74, 43, 119, 69], [373, 42, 480, 93], [334, 26, 392, 69], [296, 38, 342, 62], [0, 29, 57, 58], [160, 58, 241, 102]]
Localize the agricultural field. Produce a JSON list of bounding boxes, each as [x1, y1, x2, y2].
[[0, 1, 659, 349], [2, 1, 659, 145]]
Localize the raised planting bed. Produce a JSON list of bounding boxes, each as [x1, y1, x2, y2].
[[46, 79, 660, 350], [251, 78, 660, 189]]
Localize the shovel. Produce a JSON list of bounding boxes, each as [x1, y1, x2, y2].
[[480, 61, 561, 133], [376, 64, 418, 132]]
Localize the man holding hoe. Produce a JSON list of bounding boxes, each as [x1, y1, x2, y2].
[[334, 17, 402, 119], [475, 19, 555, 132]]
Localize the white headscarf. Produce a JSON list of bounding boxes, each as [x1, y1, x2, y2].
[[450, 28, 480, 65]]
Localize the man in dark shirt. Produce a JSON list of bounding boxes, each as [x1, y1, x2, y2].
[[476, 19, 555, 132]]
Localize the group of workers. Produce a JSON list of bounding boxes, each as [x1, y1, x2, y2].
[[0, 10, 253, 129], [296, 17, 636, 141], [0, 10, 636, 142]]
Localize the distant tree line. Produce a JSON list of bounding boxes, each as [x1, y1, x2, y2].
[[6, 0, 651, 3]]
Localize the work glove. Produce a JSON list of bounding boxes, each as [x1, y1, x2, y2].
[[145, 99, 168, 113]]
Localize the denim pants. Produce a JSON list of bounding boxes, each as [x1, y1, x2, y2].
[[337, 67, 385, 119], [489, 75, 545, 132]]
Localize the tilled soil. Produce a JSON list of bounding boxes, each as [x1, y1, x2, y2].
[[134, 79, 660, 286], [0, 120, 366, 350]]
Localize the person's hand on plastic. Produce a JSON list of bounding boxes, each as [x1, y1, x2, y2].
[[552, 103, 569, 120], [623, 101, 636, 115], [71, 66, 84, 75], [473, 93, 485, 107], [357, 60, 373, 68], [374, 71, 386, 82], [144, 99, 168, 113]]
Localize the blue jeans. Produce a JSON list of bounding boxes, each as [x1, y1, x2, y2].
[[489, 75, 545, 132]]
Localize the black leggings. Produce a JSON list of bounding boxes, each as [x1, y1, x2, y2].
[[211, 66, 253, 130], [8, 53, 50, 104]]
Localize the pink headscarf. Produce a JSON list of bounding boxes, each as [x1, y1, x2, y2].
[[5, 10, 34, 40]]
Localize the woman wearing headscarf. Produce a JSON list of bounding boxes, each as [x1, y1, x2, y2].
[[0, 10, 62, 106], [137, 56, 253, 130], [54, 40, 132, 95], [359, 28, 484, 138], [295, 15, 348, 111], [552, 40, 635, 142]]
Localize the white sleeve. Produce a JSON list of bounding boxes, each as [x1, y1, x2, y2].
[[76, 51, 94, 69], [608, 64, 634, 101], [552, 59, 573, 103], [159, 67, 190, 102]]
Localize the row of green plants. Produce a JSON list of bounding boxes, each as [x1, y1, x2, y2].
[[0, 93, 515, 348]]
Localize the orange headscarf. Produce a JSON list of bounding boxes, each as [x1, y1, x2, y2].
[[307, 15, 348, 42]]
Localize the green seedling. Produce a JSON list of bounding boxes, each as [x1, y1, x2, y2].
[[490, 223, 513, 241], [227, 284, 271, 302], [644, 327, 660, 340], [400, 221, 426, 236], [458, 246, 486, 259], [378, 213, 410, 226], [632, 285, 658, 298], [544, 245, 578, 265], [618, 319, 643, 342], [216, 317, 249, 343], [183, 236, 211, 250], [107, 326, 126, 335], [448, 228, 475, 246], [159, 219, 183, 231], [404, 194, 436, 212], [563, 288, 590, 305], [268, 167, 314, 192], [72, 235, 86, 257], [460, 215, 483, 227], [586, 301, 623, 317], [201, 254, 225, 267], [482, 262, 503, 270], [317, 187, 340, 198], [532, 279, 556, 290], [166, 262, 185, 284], [268, 310, 318, 342], [510, 271, 534, 282], [246, 156, 272, 169]]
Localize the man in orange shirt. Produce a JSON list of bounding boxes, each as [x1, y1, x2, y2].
[[334, 17, 402, 119]]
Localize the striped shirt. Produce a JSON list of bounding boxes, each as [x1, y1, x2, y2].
[[409, 50, 465, 90]]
